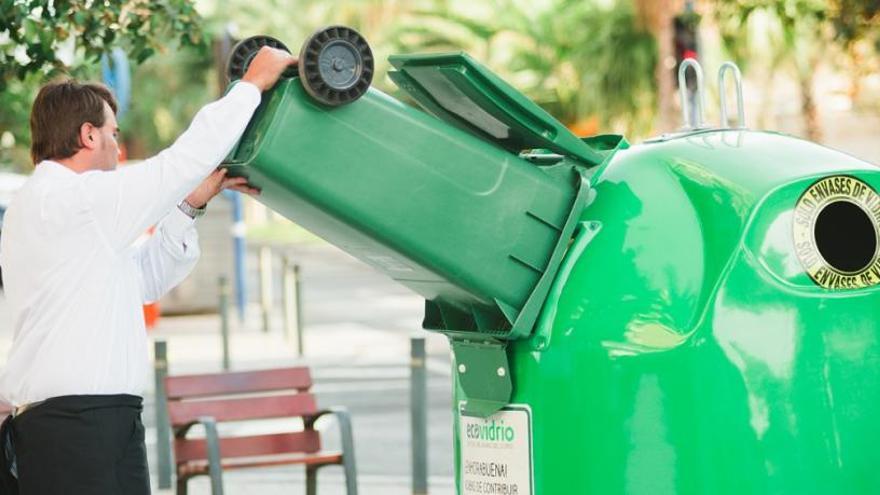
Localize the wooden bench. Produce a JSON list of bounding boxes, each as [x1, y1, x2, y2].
[[165, 367, 357, 495]]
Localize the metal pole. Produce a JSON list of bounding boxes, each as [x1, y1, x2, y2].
[[282, 256, 292, 342], [294, 264, 304, 356], [279, 260, 305, 355], [231, 193, 247, 323], [154, 340, 172, 489], [219, 275, 231, 371], [411, 335, 428, 495], [259, 245, 273, 333]]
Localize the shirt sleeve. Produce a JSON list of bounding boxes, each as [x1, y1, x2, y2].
[[137, 206, 201, 303], [81, 82, 261, 252]]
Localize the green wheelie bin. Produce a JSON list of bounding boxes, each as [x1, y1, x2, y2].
[[222, 32, 622, 365]]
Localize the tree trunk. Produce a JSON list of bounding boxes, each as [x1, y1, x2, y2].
[[635, 0, 681, 134], [847, 42, 863, 102], [797, 68, 822, 142]]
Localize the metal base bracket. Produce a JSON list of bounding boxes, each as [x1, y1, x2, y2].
[[451, 339, 512, 417]]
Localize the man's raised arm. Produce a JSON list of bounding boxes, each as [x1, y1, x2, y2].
[[82, 47, 295, 251]]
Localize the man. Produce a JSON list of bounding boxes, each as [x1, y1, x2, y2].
[[0, 46, 295, 494]]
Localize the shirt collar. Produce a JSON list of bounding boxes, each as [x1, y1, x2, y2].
[[36, 160, 77, 176]]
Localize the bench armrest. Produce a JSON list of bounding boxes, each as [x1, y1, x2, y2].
[[173, 416, 225, 495], [173, 417, 212, 439], [305, 407, 357, 474]]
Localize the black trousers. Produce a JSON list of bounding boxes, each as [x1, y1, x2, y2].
[[10, 394, 150, 495]]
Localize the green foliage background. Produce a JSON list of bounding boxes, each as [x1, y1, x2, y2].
[[0, 0, 204, 169]]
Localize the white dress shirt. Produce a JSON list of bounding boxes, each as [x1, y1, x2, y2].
[[0, 81, 261, 407]]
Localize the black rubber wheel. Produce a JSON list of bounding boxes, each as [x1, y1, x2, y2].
[[298, 25, 373, 106], [226, 35, 296, 82]]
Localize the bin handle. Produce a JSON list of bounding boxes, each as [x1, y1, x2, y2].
[[678, 58, 707, 130], [718, 61, 745, 129]]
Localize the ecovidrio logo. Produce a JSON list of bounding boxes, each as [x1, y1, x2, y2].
[[465, 420, 515, 443]]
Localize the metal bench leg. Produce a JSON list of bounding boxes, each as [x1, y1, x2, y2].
[[343, 455, 358, 495], [201, 417, 225, 495], [331, 408, 358, 495], [176, 477, 188, 495], [306, 465, 318, 495]]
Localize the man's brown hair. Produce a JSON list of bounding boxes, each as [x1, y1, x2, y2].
[[29, 79, 118, 165]]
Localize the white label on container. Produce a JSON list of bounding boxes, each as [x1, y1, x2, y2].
[[459, 405, 533, 495]]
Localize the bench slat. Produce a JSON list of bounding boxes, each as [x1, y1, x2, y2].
[[165, 367, 312, 399], [168, 393, 318, 426], [174, 431, 321, 463]]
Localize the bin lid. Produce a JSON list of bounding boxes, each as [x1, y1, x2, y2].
[[388, 52, 605, 166]]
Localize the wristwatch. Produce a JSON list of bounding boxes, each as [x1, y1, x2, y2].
[[177, 200, 206, 219]]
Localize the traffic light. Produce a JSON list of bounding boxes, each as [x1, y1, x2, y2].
[[674, 11, 700, 89]]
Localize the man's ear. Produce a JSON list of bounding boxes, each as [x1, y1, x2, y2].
[[79, 122, 98, 150]]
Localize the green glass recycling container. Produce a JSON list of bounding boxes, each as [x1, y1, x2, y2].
[[223, 76, 585, 338], [452, 129, 880, 495]]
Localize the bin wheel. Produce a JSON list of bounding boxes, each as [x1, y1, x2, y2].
[[298, 25, 373, 106], [226, 35, 297, 82]]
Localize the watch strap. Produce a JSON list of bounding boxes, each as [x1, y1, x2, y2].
[[178, 200, 206, 219]]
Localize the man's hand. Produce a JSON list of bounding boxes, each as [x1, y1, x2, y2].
[[241, 46, 297, 92], [184, 168, 260, 209]]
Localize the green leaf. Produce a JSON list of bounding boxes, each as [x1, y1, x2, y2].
[[136, 47, 155, 64]]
